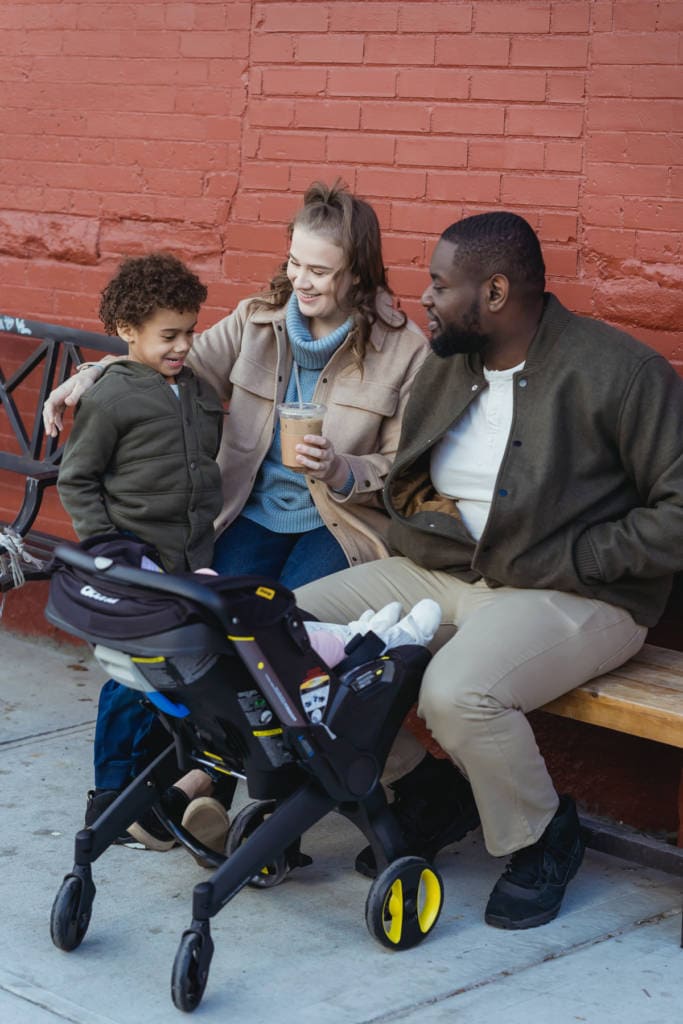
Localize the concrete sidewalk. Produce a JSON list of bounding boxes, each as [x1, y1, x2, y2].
[[1, 628, 681, 1024]]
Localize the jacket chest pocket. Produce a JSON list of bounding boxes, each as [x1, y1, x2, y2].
[[331, 376, 399, 415], [225, 356, 277, 451], [326, 378, 399, 443], [194, 397, 224, 457]]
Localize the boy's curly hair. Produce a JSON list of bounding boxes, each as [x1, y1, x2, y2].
[[99, 253, 208, 335]]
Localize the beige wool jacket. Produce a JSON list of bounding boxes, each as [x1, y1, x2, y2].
[[187, 295, 427, 568]]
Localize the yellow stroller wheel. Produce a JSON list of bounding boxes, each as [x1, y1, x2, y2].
[[225, 800, 288, 888], [365, 856, 444, 949]]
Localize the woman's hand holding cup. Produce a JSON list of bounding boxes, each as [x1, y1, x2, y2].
[[277, 401, 349, 488]]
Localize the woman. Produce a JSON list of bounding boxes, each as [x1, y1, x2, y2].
[[46, 180, 427, 587], [44, 180, 428, 855]]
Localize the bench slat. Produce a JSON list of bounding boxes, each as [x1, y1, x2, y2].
[[542, 644, 683, 748], [543, 690, 683, 747], [594, 667, 683, 697], [625, 644, 683, 672], [618, 643, 683, 675], [580, 677, 683, 714]]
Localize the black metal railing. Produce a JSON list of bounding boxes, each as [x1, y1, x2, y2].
[[0, 313, 124, 537]]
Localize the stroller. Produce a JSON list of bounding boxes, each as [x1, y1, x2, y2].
[[46, 537, 445, 1013]]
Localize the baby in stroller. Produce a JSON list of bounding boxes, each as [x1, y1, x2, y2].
[[126, 552, 441, 859], [47, 536, 446, 1012]]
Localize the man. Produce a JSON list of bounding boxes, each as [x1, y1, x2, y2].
[[296, 211, 683, 930]]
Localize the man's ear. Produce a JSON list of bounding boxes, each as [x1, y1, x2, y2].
[[484, 274, 509, 312]]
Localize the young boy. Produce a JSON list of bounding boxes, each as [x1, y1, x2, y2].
[[58, 253, 229, 854], [58, 252, 223, 574]]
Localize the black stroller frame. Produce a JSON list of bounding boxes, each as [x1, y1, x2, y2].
[[47, 541, 445, 1012]]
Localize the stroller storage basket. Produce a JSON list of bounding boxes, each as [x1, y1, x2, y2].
[[47, 538, 443, 1012]]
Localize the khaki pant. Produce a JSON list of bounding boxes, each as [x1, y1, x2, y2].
[[295, 557, 647, 857]]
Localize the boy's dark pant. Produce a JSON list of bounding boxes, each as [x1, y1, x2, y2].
[[93, 679, 158, 791], [92, 678, 238, 806]]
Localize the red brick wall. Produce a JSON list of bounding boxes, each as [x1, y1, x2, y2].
[[1, 0, 682, 537]]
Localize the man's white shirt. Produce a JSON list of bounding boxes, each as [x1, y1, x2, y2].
[[430, 361, 525, 540]]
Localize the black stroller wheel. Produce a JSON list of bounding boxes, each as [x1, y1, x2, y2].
[[365, 856, 444, 950], [226, 800, 288, 888], [171, 930, 211, 1012], [50, 875, 92, 951]]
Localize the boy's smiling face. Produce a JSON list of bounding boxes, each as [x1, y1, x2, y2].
[[118, 308, 198, 380]]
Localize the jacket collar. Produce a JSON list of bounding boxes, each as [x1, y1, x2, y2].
[[522, 293, 573, 372], [104, 361, 194, 384], [464, 292, 572, 379], [398, 294, 578, 467]]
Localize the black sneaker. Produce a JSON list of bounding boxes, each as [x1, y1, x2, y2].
[[484, 795, 585, 930], [355, 753, 481, 878], [125, 785, 191, 851], [84, 788, 131, 844]]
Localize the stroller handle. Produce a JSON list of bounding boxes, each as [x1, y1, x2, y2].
[[53, 543, 229, 626]]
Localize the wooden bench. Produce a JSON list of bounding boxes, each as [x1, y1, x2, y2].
[[0, 313, 124, 590], [543, 644, 683, 751], [541, 643, 683, 878]]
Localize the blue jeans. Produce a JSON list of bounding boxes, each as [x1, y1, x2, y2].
[[93, 679, 158, 791], [212, 515, 349, 589], [93, 516, 348, 791]]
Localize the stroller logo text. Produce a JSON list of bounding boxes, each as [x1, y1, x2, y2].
[[80, 584, 119, 605]]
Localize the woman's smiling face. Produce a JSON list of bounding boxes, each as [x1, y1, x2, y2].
[[286, 226, 353, 337]]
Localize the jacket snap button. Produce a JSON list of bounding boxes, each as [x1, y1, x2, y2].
[[519, 379, 528, 388], [471, 384, 478, 391]]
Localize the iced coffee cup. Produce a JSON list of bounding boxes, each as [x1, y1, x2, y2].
[[278, 402, 326, 472]]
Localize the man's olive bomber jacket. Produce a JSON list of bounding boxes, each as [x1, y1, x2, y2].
[[385, 294, 683, 627]]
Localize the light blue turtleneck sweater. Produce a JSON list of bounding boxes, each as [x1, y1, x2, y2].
[[241, 295, 353, 534]]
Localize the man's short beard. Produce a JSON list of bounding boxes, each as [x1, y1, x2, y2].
[[430, 297, 489, 359], [430, 323, 489, 359]]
